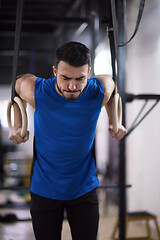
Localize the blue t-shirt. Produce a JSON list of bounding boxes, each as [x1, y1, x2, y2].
[[30, 77, 104, 200]]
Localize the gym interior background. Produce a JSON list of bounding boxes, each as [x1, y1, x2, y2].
[[0, 0, 160, 239]]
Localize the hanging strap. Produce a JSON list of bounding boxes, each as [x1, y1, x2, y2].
[[110, 0, 119, 87], [11, 0, 24, 101], [119, 0, 146, 47], [7, 0, 27, 138], [107, 0, 145, 133], [107, 0, 122, 134]]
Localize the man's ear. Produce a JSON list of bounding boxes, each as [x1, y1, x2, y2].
[[87, 67, 91, 78], [52, 66, 57, 77]]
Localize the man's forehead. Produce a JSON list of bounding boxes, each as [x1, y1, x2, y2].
[[58, 61, 88, 70], [57, 62, 89, 76]]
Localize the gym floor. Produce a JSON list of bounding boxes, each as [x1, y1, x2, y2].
[[0, 191, 159, 240]]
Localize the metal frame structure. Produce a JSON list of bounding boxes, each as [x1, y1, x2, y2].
[[117, 1, 126, 239], [111, 1, 160, 239]]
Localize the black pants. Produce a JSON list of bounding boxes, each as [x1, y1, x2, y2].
[[30, 188, 99, 240]]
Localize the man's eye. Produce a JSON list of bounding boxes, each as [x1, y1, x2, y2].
[[76, 78, 85, 81]]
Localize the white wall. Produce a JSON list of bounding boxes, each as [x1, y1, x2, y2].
[[126, 0, 160, 223]]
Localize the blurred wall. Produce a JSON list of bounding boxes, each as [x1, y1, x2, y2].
[[126, 0, 160, 223]]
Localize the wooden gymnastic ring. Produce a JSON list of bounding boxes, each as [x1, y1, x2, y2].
[[112, 93, 122, 134], [7, 96, 28, 138]]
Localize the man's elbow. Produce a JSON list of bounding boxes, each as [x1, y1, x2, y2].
[[104, 77, 115, 98]]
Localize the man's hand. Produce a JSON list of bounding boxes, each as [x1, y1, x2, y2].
[[109, 124, 127, 140], [9, 126, 29, 144]]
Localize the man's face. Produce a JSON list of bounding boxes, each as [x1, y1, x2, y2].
[[53, 61, 90, 100]]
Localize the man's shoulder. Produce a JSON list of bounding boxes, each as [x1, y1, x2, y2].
[[35, 77, 56, 95], [35, 77, 56, 88], [36, 76, 56, 84], [88, 77, 104, 93]]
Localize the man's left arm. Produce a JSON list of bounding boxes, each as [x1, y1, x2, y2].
[[95, 74, 127, 140]]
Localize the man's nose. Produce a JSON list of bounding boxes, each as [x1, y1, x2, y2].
[[68, 81, 76, 91]]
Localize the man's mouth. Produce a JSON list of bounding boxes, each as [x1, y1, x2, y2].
[[64, 90, 80, 93]]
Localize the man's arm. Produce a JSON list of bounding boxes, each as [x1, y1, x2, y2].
[[15, 74, 37, 109], [95, 74, 115, 107], [95, 74, 127, 140], [8, 74, 37, 144], [105, 95, 127, 140]]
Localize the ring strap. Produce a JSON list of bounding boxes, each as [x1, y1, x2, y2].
[[8, 0, 27, 138], [11, 0, 24, 101]]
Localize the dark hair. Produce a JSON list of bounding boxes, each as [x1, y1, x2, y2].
[[55, 41, 91, 68]]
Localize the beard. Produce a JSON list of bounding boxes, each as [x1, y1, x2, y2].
[[56, 83, 81, 100]]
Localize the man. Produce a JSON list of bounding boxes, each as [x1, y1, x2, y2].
[[9, 41, 127, 240]]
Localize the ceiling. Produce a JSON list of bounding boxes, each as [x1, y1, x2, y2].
[[0, 0, 111, 85]]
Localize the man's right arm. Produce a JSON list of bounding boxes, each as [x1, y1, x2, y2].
[[15, 74, 37, 109], [8, 74, 37, 144]]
